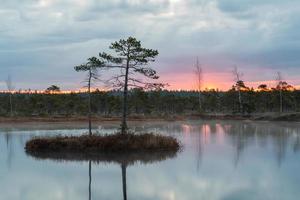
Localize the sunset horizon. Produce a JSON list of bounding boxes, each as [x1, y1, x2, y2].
[[2, 69, 299, 92]]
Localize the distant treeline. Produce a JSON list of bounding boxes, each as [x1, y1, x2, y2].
[[0, 88, 299, 117]]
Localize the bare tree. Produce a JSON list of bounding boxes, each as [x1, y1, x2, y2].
[[99, 37, 165, 134], [5, 75, 15, 117], [194, 57, 203, 111], [75, 57, 104, 136], [276, 72, 283, 113], [232, 66, 243, 113]]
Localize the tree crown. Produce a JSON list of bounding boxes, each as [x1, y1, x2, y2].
[[99, 37, 164, 90], [46, 85, 60, 92], [74, 57, 104, 72]]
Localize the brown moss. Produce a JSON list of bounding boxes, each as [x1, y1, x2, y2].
[[25, 133, 181, 154]]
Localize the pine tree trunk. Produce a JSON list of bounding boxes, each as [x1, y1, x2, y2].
[[88, 69, 92, 136], [121, 55, 130, 134]]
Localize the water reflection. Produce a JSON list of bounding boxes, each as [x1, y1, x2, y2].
[[0, 121, 300, 199], [5, 132, 13, 168], [26, 150, 178, 200], [177, 121, 300, 168], [88, 161, 91, 200]]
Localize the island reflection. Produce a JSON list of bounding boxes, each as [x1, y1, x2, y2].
[[26, 150, 179, 200]]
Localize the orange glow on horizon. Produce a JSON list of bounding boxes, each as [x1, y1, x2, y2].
[[0, 73, 299, 93], [161, 72, 300, 91], [163, 72, 232, 91]]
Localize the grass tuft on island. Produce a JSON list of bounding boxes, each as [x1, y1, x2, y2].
[[25, 133, 181, 154]]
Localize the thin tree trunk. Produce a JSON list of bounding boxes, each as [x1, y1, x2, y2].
[[121, 55, 130, 134], [9, 93, 13, 117], [233, 67, 243, 113], [279, 89, 283, 113], [238, 89, 243, 113], [198, 92, 202, 111], [88, 69, 92, 136], [276, 72, 283, 114], [121, 164, 127, 200], [195, 58, 202, 111], [88, 161, 92, 200]]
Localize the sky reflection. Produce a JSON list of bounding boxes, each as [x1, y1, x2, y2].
[[0, 121, 300, 200]]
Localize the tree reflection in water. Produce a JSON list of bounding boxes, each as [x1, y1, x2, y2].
[[179, 121, 300, 168], [26, 150, 179, 200], [89, 160, 91, 200], [122, 164, 127, 200]]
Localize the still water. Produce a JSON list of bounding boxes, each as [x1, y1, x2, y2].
[[1, 120, 300, 200]]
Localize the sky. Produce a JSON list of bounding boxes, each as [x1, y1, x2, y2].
[[0, 0, 300, 91]]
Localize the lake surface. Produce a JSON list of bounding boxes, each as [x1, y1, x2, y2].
[[1, 120, 300, 200]]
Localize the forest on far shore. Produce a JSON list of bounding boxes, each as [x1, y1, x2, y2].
[[0, 87, 299, 117]]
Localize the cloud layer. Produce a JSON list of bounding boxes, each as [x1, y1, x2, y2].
[[0, 0, 300, 90]]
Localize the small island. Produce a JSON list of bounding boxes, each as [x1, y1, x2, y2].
[[25, 133, 180, 154]]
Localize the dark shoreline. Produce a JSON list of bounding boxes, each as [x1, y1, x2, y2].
[[194, 113, 300, 122], [1, 112, 300, 123]]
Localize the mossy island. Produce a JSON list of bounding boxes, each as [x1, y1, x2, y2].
[[25, 135, 179, 166], [25, 133, 181, 155]]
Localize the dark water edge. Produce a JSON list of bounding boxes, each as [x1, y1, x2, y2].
[[1, 112, 300, 124]]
